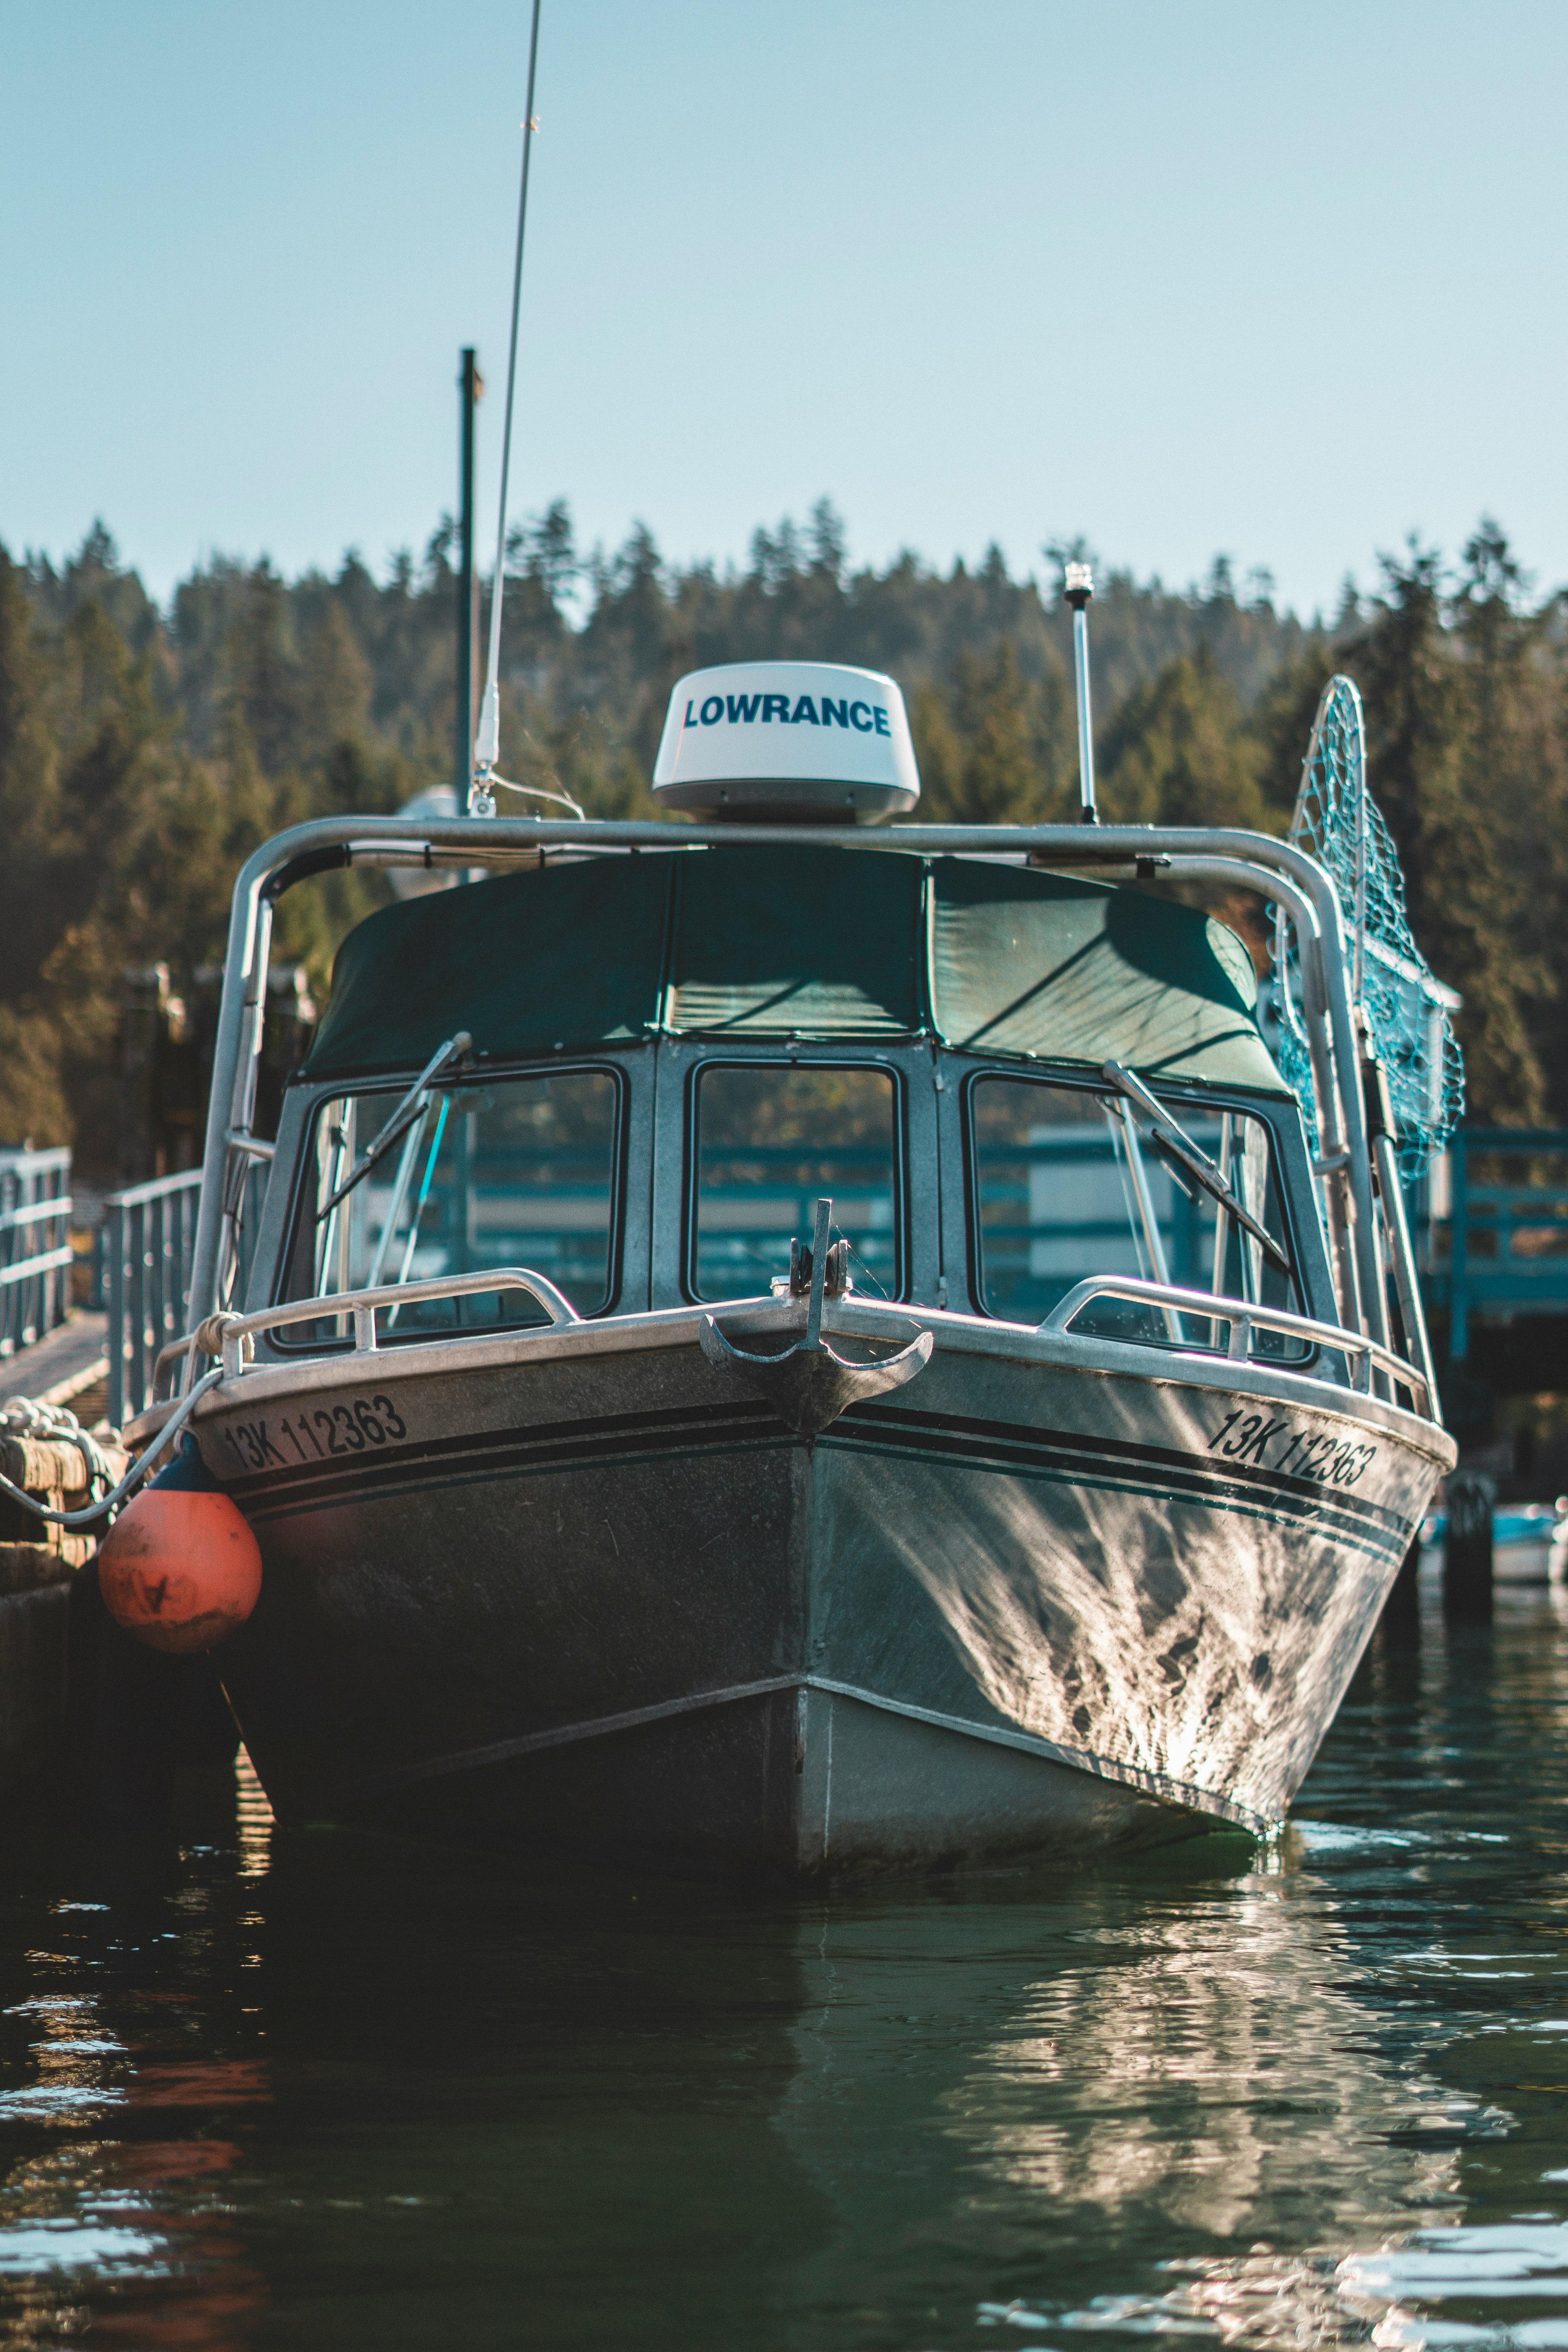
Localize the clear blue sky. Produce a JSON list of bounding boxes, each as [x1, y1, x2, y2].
[[5, 0, 1564, 616]]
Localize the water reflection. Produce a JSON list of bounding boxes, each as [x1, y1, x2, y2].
[[772, 1868, 1473, 2337], [0, 1591, 1563, 2346], [944, 1886, 1464, 2231], [234, 1750, 274, 1881]]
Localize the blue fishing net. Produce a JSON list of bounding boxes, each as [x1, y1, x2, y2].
[[1273, 675, 1464, 1184]]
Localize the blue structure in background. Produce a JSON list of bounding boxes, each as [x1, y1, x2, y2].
[[1422, 1128, 1568, 1363]]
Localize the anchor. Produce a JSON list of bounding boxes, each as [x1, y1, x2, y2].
[[699, 1197, 934, 1437]]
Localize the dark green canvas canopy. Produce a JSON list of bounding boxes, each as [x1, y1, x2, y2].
[[302, 844, 1286, 1094], [929, 857, 1276, 1086]]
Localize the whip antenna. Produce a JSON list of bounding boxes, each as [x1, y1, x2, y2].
[[1064, 561, 1097, 822], [471, 0, 545, 817]]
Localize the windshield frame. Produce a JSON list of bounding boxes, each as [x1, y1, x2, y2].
[[959, 1060, 1313, 1359], [267, 1053, 632, 1351], [681, 1051, 911, 1307]]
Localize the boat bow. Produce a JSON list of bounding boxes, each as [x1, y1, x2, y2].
[[699, 1198, 934, 1436]]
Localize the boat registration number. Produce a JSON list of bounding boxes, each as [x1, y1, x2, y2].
[[218, 1396, 410, 1471], [1209, 1409, 1375, 1487]]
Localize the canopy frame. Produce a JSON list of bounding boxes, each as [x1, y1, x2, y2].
[[187, 815, 1398, 1382]]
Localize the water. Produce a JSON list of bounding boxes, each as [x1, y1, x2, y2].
[[3, 1589, 1568, 2350]]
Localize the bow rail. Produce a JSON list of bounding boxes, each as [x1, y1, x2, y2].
[[1040, 1274, 1432, 1416], [161, 1266, 580, 1387]]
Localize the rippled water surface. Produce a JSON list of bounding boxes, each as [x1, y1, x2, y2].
[[3, 1589, 1568, 2348]]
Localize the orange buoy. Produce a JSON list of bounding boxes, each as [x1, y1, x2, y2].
[[97, 1437, 262, 1654]]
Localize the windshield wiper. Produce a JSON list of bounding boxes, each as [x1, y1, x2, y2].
[[315, 1031, 472, 1222], [1100, 1060, 1291, 1277]]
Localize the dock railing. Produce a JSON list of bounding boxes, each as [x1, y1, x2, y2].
[[0, 1146, 73, 1361], [1423, 1127, 1568, 1361], [105, 1170, 204, 1430], [105, 1165, 266, 1428]]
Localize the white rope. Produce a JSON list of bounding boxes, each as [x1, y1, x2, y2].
[[488, 773, 585, 819], [471, 0, 546, 808], [0, 1392, 116, 1494]]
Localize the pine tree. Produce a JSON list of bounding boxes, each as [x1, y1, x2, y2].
[[297, 600, 373, 754], [909, 683, 963, 818], [1352, 543, 1546, 1123], [909, 644, 1074, 827], [1100, 647, 1270, 831], [16, 501, 1568, 1160], [0, 553, 70, 1140], [1450, 520, 1568, 1113], [951, 643, 1045, 823]]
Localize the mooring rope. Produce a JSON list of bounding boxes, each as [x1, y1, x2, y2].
[[0, 1368, 226, 1529]]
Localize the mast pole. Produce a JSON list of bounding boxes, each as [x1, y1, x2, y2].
[[1065, 561, 1097, 823], [455, 348, 481, 797]]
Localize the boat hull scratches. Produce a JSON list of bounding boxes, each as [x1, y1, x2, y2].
[[197, 1336, 1443, 1874]]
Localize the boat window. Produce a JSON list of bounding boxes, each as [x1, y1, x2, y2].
[[969, 1073, 1306, 1357], [691, 1063, 899, 1303], [278, 1065, 620, 1342]]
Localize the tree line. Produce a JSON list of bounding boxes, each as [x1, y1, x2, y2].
[[0, 503, 1560, 1177]]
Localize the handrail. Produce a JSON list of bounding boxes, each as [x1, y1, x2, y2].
[[0, 1162, 72, 1352], [106, 1167, 205, 1212], [1040, 1274, 1432, 1415], [0, 1188, 72, 1291], [1444, 1125, 1568, 1363], [1162, 851, 1362, 1332], [186, 1266, 581, 1378], [0, 1146, 70, 1185], [151, 1333, 198, 1399], [0, 1194, 72, 1233], [0, 1243, 75, 1289], [104, 1166, 208, 1428]]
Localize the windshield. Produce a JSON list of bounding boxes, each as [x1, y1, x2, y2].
[[280, 1065, 621, 1343], [690, 1061, 900, 1303], [969, 1073, 1305, 1356]]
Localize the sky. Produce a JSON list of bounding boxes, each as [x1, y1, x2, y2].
[[4, 0, 1566, 618]]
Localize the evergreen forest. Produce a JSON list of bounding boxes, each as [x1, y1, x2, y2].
[[1, 503, 1562, 1182]]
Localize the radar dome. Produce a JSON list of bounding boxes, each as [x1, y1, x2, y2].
[[651, 662, 919, 823]]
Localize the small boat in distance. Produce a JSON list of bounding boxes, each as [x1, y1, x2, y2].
[[127, 648, 1459, 1872], [1421, 1500, 1568, 1586]]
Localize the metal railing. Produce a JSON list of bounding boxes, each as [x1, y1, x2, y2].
[[133, 1270, 579, 1421], [105, 1163, 266, 1428], [202, 1267, 579, 1374], [105, 1170, 203, 1430], [1041, 1274, 1433, 1417], [0, 1146, 72, 1359], [1422, 1128, 1568, 1361]]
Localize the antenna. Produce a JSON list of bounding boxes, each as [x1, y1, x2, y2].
[[1064, 561, 1097, 823], [454, 348, 482, 797], [471, 0, 545, 818]]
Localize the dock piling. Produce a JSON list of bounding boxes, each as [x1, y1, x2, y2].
[[1443, 1471, 1495, 1621]]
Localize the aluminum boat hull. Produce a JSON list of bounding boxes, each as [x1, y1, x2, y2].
[[192, 1306, 1449, 1874]]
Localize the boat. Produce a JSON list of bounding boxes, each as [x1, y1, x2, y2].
[[117, 643, 1459, 1873], [1420, 1499, 1568, 1585]]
